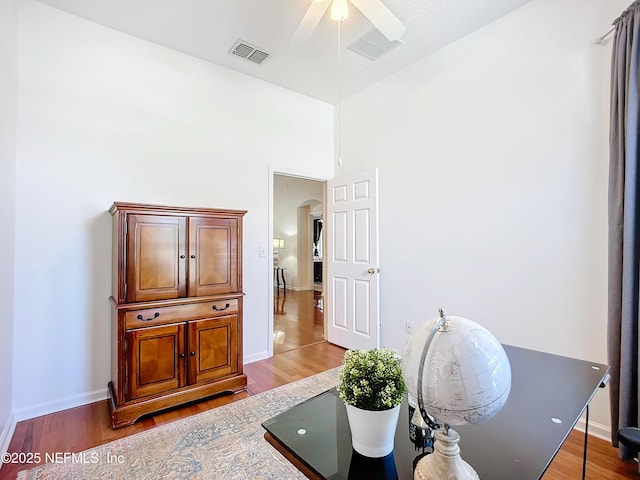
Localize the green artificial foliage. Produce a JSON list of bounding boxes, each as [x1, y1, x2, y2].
[[337, 347, 406, 411]]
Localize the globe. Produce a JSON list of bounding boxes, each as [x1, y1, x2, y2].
[[401, 313, 511, 426]]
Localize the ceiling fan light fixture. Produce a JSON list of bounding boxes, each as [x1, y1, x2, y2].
[[330, 0, 349, 21]]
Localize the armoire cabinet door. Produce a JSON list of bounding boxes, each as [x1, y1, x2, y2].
[[188, 217, 239, 296], [188, 316, 238, 385], [126, 214, 187, 302], [126, 323, 186, 400]]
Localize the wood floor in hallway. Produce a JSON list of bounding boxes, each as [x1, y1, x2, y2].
[[273, 289, 324, 354]]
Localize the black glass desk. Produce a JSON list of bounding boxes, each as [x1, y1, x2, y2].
[[262, 345, 609, 479]]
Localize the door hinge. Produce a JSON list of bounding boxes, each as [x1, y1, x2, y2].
[[124, 283, 127, 297], [124, 221, 128, 235], [124, 338, 127, 353]]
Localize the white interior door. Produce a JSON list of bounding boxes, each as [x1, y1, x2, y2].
[[326, 168, 380, 350]]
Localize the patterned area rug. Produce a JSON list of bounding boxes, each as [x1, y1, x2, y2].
[[17, 368, 339, 480]]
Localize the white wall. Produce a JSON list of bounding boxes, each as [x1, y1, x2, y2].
[[10, 0, 625, 437], [336, 0, 626, 435], [13, 0, 333, 417], [0, 0, 17, 454], [273, 175, 323, 289]]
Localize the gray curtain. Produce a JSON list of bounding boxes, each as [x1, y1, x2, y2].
[[609, 0, 640, 459]]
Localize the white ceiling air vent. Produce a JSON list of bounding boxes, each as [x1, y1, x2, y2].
[[347, 28, 402, 61], [229, 40, 270, 65]]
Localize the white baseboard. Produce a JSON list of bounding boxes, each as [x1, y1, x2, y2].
[[279, 286, 321, 292], [574, 416, 611, 442], [0, 411, 17, 457], [243, 350, 271, 364], [13, 388, 108, 422], [8, 352, 283, 421]]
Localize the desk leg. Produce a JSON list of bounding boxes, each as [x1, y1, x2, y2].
[[582, 405, 589, 480]]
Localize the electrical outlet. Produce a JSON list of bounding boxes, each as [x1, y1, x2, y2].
[[259, 244, 267, 258], [406, 320, 413, 334]]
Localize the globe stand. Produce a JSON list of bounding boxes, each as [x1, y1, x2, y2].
[[414, 427, 479, 480]]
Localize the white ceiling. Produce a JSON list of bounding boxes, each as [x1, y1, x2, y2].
[[36, 0, 532, 104]]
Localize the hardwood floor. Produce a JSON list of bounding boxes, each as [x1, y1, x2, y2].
[[273, 289, 324, 355], [2, 332, 638, 479], [0, 342, 345, 480], [545, 430, 638, 479]]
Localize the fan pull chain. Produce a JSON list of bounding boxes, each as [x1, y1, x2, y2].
[[337, 19, 343, 166]]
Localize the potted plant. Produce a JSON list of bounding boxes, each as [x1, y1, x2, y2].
[[337, 347, 406, 457]]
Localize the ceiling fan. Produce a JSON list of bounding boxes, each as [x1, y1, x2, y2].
[[290, 0, 407, 46]]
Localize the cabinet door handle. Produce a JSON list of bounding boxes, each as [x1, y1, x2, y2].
[[212, 303, 231, 311], [179, 254, 186, 259], [179, 353, 185, 358], [136, 312, 160, 321], [190, 351, 196, 356], [190, 255, 196, 259]]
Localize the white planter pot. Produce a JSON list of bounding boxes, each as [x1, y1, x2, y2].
[[345, 403, 401, 458]]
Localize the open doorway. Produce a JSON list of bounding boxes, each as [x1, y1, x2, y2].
[[273, 174, 325, 354]]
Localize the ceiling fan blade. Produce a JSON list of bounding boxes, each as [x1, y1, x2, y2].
[[350, 0, 406, 41], [290, 0, 332, 47]]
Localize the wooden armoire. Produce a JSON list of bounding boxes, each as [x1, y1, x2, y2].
[[108, 202, 247, 429]]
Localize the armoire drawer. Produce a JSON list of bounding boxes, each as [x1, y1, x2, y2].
[[125, 299, 239, 329]]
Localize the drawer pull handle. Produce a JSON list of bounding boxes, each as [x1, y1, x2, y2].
[[212, 303, 231, 311], [137, 312, 160, 322]]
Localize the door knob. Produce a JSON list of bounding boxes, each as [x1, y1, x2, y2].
[[367, 267, 379, 274]]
